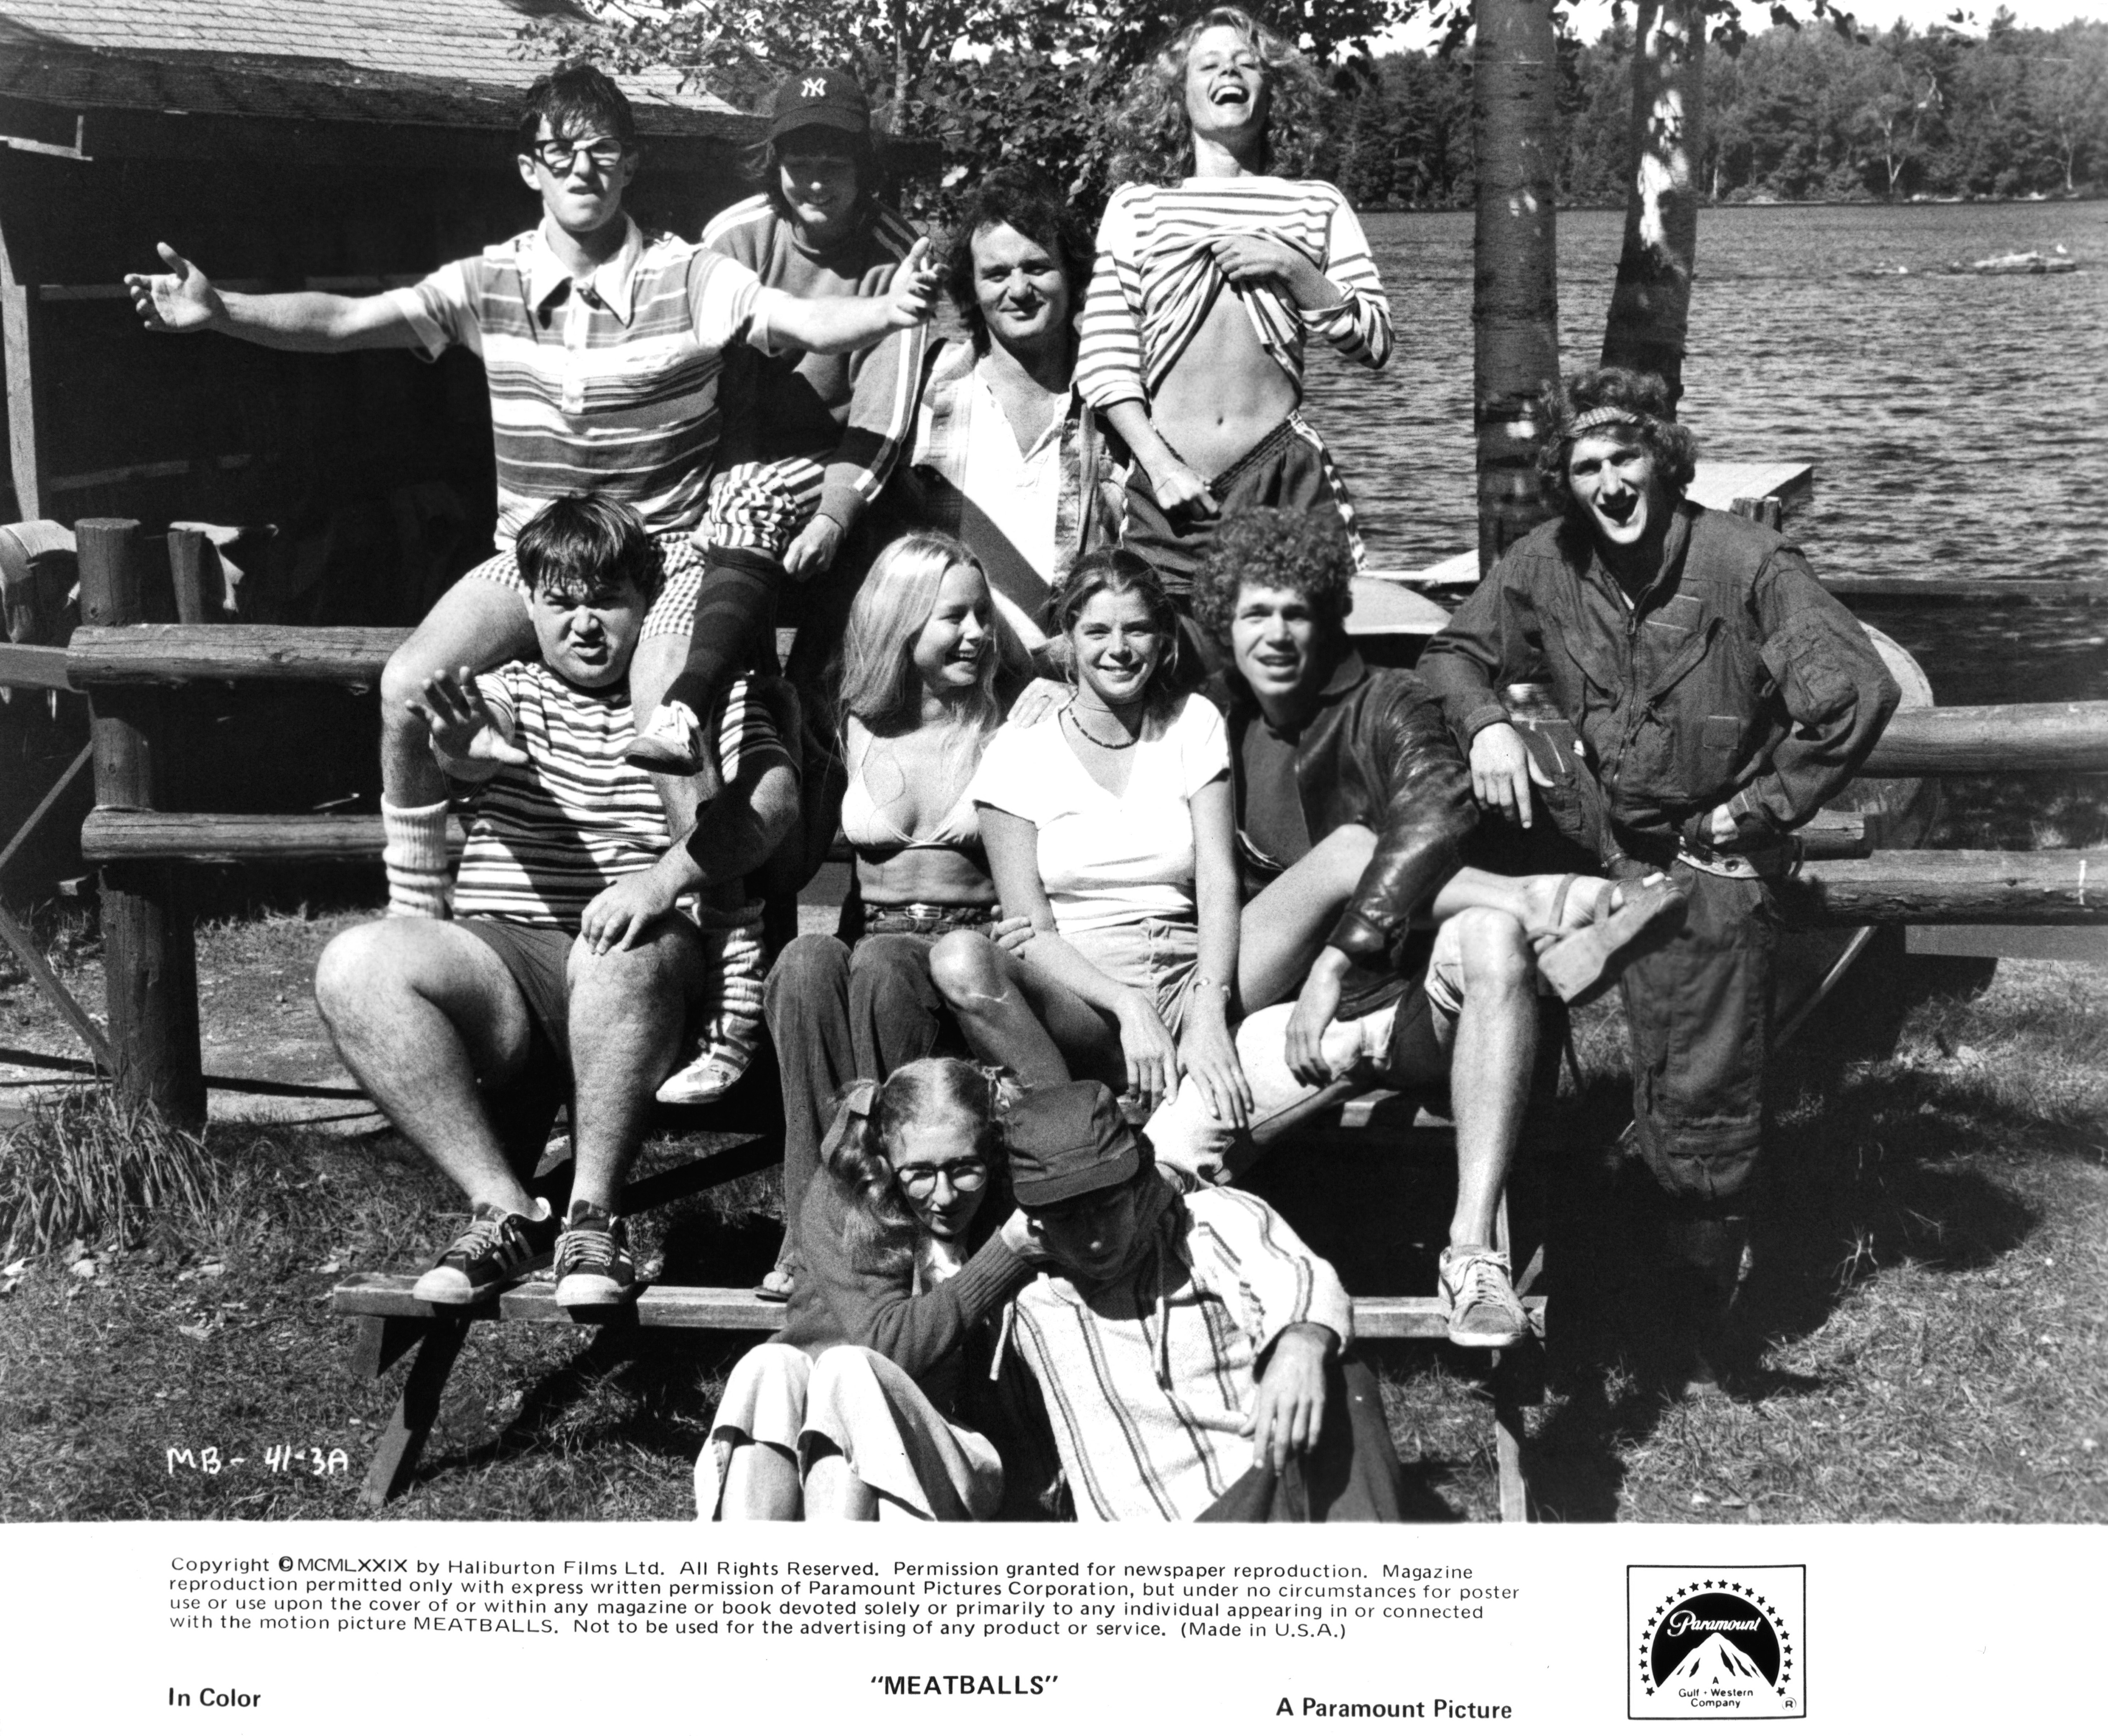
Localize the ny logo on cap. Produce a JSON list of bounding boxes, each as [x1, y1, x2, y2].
[[801, 77, 827, 98]]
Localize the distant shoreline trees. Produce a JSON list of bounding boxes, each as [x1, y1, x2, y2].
[[1335, 12, 2107, 211]]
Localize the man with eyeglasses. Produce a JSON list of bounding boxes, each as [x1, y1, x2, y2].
[[125, 61, 939, 929]]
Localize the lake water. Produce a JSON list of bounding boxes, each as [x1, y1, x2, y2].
[[1301, 203, 2108, 707]]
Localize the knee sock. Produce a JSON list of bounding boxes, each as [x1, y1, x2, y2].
[[660, 546, 784, 720], [381, 797, 451, 919]]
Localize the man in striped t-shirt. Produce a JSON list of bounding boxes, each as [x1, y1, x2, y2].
[[997, 1081, 1406, 1523], [315, 499, 799, 1309], [125, 63, 937, 919]]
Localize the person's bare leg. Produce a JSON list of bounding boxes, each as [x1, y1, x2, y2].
[[564, 920, 703, 1210], [629, 633, 710, 833], [314, 919, 537, 1213], [1236, 824, 1377, 1010], [380, 578, 535, 809], [1430, 868, 1608, 935], [802, 1448, 881, 1520], [927, 931, 1098, 1088], [719, 1442, 802, 1519], [1439, 908, 1539, 1247]]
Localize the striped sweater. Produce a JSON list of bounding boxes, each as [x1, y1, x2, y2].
[[452, 667, 790, 929], [702, 194, 928, 526], [387, 217, 787, 546], [1006, 1180, 1354, 1522], [1074, 177, 1392, 411]]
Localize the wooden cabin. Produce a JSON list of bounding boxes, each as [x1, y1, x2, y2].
[[0, 0, 764, 622]]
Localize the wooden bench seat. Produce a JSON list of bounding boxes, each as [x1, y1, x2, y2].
[[330, 1272, 1545, 1342], [329, 1081, 1550, 1520]]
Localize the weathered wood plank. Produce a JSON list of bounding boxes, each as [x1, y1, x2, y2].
[[1787, 849, 2105, 926], [0, 206, 45, 520], [0, 642, 71, 691], [328, 1273, 1543, 1341], [81, 810, 463, 863], [1862, 702, 2108, 776], [68, 624, 410, 688], [1905, 924, 2108, 966]]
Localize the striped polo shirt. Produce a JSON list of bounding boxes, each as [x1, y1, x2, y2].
[[452, 667, 792, 929], [1006, 1183, 1354, 1522], [1075, 177, 1392, 410], [388, 218, 790, 545]]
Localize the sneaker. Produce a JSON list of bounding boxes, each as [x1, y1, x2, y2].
[[552, 1200, 637, 1306], [1438, 1244, 1529, 1348], [655, 1046, 750, 1107], [622, 700, 706, 776], [412, 1200, 556, 1305]]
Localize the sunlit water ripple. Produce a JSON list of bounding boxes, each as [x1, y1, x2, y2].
[[1300, 203, 2108, 706]]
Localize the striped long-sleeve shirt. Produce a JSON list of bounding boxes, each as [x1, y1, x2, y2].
[[702, 194, 928, 528], [1007, 1181, 1354, 1522], [1074, 177, 1392, 412], [451, 668, 791, 929], [387, 218, 787, 546]]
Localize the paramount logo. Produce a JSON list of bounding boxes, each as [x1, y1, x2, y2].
[[1628, 1566, 1806, 1721]]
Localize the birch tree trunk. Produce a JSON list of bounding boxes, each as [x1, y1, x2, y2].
[[888, 0, 912, 130], [1472, 0, 1562, 575], [1600, 0, 1705, 410]]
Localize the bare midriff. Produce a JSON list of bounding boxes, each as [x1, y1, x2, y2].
[[856, 844, 994, 909], [1150, 289, 1298, 479]]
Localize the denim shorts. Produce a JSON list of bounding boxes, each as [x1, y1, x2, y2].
[[1064, 918, 1202, 1037]]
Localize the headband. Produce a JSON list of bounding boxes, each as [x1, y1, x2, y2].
[[1564, 405, 1651, 439]]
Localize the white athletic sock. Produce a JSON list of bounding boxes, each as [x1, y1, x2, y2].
[[381, 798, 451, 919]]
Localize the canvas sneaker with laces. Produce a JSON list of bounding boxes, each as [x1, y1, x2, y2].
[[1438, 1244, 1529, 1348], [412, 1199, 556, 1304], [621, 700, 706, 776], [553, 1200, 637, 1306]]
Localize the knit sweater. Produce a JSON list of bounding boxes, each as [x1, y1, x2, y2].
[[703, 195, 927, 524], [775, 1171, 1033, 1417]]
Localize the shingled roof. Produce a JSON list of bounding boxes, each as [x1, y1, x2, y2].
[[0, 0, 756, 140]]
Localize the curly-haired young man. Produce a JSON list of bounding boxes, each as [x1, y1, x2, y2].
[[1145, 509, 1620, 1348]]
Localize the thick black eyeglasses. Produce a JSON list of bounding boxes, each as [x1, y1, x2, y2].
[[894, 1160, 990, 1200], [531, 136, 627, 173]]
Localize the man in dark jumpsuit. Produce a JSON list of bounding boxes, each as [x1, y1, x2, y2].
[[1418, 367, 1901, 1389]]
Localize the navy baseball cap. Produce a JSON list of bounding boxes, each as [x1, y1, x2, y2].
[[769, 67, 872, 143], [1002, 1081, 1141, 1210]]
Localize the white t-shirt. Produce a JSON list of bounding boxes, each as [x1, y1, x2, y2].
[[967, 693, 1229, 934]]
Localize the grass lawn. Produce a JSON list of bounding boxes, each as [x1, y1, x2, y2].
[[0, 901, 2103, 1524]]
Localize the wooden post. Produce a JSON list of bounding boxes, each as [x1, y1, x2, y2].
[[166, 528, 213, 626], [76, 520, 205, 1129]]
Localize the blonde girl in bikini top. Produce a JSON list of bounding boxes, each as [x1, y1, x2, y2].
[[833, 532, 1033, 915]]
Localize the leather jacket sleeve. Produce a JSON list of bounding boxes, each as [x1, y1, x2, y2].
[[1730, 548, 1902, 834], [1326, 680, 1478, 963]]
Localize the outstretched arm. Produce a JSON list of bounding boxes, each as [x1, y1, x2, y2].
[[763, 237, 940, 356], [124, 244, 419, 353]]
